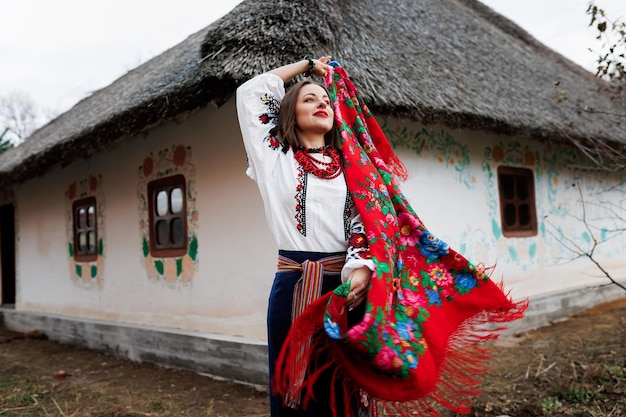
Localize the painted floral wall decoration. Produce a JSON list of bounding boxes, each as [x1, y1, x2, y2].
[[481, 141, 626, 269], [137, 144, 199, 288], [65, 175, 105, 288], [381, 118, 626, 273], [383, 122, 476, 189]]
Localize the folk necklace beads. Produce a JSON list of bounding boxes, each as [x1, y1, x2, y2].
[[293, 146, 342, 179]]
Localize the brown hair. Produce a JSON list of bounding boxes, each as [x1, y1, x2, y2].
[[271, 80, 338, 151]]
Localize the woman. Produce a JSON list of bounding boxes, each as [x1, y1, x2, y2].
[[236, 57, 373, 416]]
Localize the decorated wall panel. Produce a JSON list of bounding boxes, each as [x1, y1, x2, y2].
[[383, 120, 626, 276], [65, 175, 105, 288], [137, 144, 199, 288]]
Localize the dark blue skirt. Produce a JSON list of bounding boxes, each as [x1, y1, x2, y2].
[[267, 250, 346, 417]]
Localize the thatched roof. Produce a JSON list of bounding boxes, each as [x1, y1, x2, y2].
[[1, 0, 624, 187]]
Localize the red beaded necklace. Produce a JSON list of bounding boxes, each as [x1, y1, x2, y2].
[[293, 146, 342, 179]]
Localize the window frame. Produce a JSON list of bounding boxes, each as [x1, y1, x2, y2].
[[497, 166, 538, 238], [72, 196, 98, 261], [147, 174, 188, 257]]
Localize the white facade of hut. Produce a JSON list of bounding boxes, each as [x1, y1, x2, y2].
[[2, 94, 625, 384]]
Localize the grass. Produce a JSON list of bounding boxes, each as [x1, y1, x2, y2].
[[534, 358, 625, 416]]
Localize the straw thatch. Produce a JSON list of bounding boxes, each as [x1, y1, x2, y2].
[[1, 0, 624, 188]]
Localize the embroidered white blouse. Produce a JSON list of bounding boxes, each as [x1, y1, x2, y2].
[[236, 73, 373, 282]]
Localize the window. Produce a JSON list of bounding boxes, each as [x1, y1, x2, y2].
[[148, 175, 188, 256], [73, 197, 98, 261], [497, 166, 537, 237]]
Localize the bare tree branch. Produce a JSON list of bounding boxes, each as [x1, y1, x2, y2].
[[587, 1, 626, 105], [0, 91, 39, 145], [545, 183, 626, 292]]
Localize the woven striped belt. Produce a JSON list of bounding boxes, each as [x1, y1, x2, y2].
[[277, 254, 345, 322]]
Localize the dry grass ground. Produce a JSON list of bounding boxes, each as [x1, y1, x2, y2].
[[1, 296, 625, 417], [460, 296, 626, 417]]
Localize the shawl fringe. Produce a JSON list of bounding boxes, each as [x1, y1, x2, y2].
[[274, 289, 528, 417]]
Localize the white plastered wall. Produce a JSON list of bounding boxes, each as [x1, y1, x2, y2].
[[387, 120, 626, 302], [15, 99, 276, 341], [13, 103, 626, 342]]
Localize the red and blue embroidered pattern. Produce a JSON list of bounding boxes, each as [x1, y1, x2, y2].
[[259, 93, 281, 150]]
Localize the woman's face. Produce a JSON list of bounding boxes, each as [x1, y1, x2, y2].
[[295, 83, 334, 137]]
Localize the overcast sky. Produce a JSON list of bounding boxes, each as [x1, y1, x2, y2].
[[1, 0, 625, 124]]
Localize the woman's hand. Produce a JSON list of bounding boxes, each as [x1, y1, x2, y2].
[[268, 55, 333, 82], [311, 56, 332, 77], [347, 266, 371, 310]]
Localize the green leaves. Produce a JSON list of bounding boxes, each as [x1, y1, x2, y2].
[[188, 236, 198, 261]]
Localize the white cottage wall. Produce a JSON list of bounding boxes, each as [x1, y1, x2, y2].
[[186, 100, 276, 339], [6, 102, 626, 385], [16, 179, 71, 311], [383, 118, 626, 306], [13, 100, 276, 341], [11, 104, 626, 346]]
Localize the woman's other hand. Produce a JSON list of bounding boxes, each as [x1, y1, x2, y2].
[[347, 266, 371, 310]]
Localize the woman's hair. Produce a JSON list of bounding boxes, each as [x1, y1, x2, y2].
[[271, 80, 339, 151]]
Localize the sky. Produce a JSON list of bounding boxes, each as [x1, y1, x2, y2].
[[1, 0, 625, 128]]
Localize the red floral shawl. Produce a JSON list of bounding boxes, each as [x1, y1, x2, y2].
[[275, 62, 528, 417]]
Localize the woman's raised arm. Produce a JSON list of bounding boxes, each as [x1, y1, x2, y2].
[[268, 56, 332, 82]]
